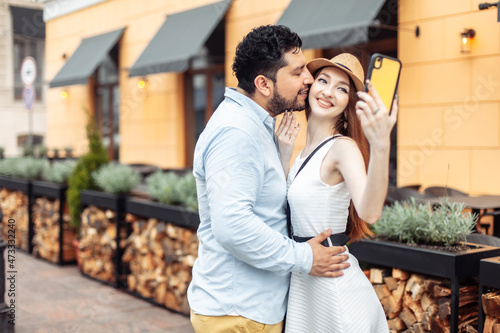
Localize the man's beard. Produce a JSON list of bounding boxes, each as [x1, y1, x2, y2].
[[267, 86, 306, 117]]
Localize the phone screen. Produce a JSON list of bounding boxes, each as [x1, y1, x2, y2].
[[365, 54, 402, 114]]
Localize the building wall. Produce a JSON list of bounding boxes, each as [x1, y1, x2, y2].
[[45, 0, 324, 167], [0, 0, 46, 157], [46, 0, 218, 166], [398, 0, 500, 194], [46, 0, 500, 194]]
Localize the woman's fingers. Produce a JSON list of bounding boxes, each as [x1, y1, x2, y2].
[[276, 111, 289, 136], [389, 95, 399, 125], [365, 80, 386, 114], [276, 111, 300, 144]]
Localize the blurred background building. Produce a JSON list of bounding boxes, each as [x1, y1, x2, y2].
[[0, 0, 46, 157], [11, 0, 500, 195]]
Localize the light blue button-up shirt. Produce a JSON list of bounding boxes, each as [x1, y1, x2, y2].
[[187, 88, 313, 325]]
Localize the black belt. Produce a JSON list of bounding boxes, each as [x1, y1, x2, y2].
[[293, 232, 350, 247]]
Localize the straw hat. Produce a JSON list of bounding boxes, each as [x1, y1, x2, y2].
[[307, 53, 365, 92]]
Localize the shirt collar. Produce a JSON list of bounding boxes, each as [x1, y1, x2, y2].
[[224, 88, 275, 133]]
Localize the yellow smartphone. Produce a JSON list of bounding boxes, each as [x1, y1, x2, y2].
[[365, 53, 402, 114]]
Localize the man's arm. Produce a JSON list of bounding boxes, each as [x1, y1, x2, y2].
[[204, 127, 349, 276]]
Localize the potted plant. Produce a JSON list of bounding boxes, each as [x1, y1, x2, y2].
[[78, 163, 140, 287], [51, 148, 60, 159], [64, 146, 73, 159], [31, 160, 77, 264], [123, 170, 199, 314], [36, 144, 48, 159], [349, 199, 500, 332], [0, 157, 48, 253], [22, 144, 35, 157], [126, 171, 199, 228]]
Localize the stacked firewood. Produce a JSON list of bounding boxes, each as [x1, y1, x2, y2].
[[367, 267, 478, 333], [79, 205, 125, 284], [483, 289, 500, 333], [122, 213, 198, 315], [0, 188, 30, 250], [32, 197, 76, 263]]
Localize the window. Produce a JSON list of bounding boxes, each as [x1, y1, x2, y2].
[[11, 6, 45, 101], [184, 20, 225, 166], [94, 45, 120, 161]]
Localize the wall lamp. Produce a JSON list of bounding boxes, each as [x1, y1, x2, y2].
[[60, 89, 68, 99], [479, 2, 500, 21], [461, 29, 476, 53], [137, 77, 147, 89]]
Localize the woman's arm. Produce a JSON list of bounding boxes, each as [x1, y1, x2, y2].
[[276, 111, 301, 177], [336, 82, 398, 223]]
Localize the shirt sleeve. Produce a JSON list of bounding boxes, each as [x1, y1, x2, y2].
[[203, 126, 312, 275]]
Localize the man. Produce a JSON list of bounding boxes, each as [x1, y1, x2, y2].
[[187, 25, 349, 333]]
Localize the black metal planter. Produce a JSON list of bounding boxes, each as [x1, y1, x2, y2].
[[31, 180, 75, 265], [80, 190, 129, 288], [0, 176, 33, 254], [126, 198, 200, 229], [478, 256, 500, 332], [349, 239, 500, 333], [124, 197, 199, 315]]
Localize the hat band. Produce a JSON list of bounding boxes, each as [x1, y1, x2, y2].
[[334, 62, 352, 73]]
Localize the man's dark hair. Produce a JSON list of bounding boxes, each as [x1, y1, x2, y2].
[[232, 25, 302, 95]]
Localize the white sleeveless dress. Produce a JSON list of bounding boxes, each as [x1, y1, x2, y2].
[[285, 136, 389, 333]]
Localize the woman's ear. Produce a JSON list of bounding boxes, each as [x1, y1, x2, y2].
[[254, 75, 273, 97]]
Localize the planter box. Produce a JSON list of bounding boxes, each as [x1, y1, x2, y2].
[[349, 239, 500, 332], [124, 197, 199, 315], [126, 197, 199, 230], [478, 256, 500, 333], [31, 180, 75, 265], [80, 190, 129, 288], [0, 176, 33, 253]]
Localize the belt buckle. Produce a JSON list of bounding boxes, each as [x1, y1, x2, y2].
[[326, 236, 333, 247]]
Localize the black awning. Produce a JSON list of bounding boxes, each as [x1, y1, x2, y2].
[[276, 0, 386, 50], [128, 0, 232, 77], [49, 28, 125, 88], [10, 6, 45, 39]]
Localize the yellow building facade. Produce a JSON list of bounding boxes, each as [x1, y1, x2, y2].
[[44, 0, 500, 194], [398, 0, 500, 194]]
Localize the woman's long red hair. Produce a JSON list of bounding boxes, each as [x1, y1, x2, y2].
[[305, 68, 373, 242]]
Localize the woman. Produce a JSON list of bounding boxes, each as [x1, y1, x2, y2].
[[277, 53, 398, 332]]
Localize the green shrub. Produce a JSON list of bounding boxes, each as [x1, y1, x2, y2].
[[175, 173, 198, 211], [93, 163, 140, 195], [0, 157, 48, 180], [146, 171, 198, 211], [373, 198, 477, 247], [146, 171, 179, 205], [67, 113, 108, 231], [0, 158, 18, 177], [36, 144, 48, 158], [42, 160, 77, 184], [0, 146, 4, 159], [23, 144, 35, 157]]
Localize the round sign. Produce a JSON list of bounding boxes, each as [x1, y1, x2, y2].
[[20, 57, 37, 87], [23, 86, 35, 110]]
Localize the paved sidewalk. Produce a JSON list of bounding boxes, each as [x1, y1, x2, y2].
[[11, 251, 195, 333]]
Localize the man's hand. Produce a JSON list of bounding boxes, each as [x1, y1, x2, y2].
[[307, 229, 350, 277]]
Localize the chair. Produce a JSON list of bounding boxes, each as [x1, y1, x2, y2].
[[400, 184, 422, 191], [424, 186, 469, 198], [478, 210, 500, 236], [465, 233, 500, 247], [127, 163, 160, 178], [386, 186, 431, 205]]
